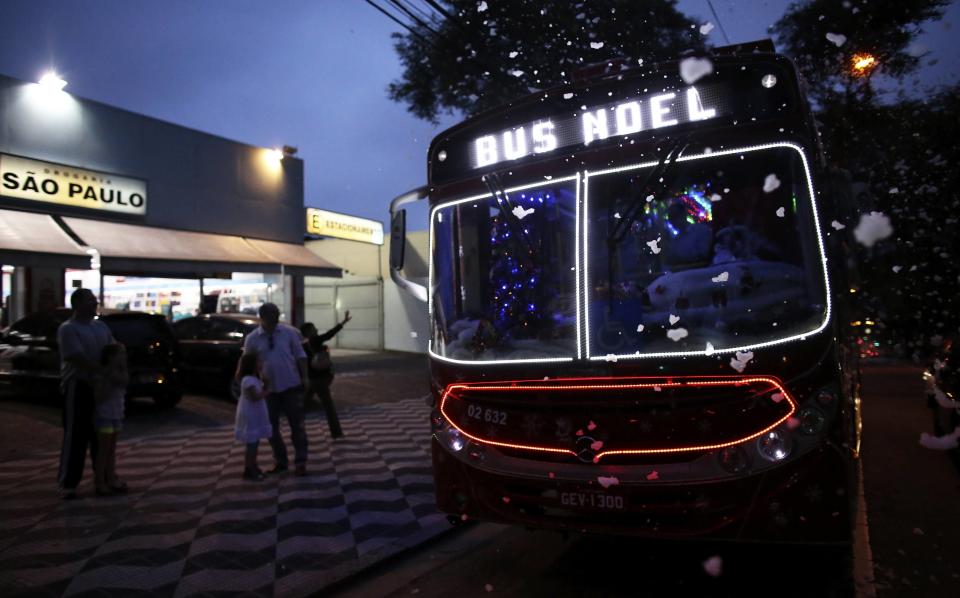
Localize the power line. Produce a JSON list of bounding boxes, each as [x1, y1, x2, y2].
[[706, 0, 732, 45], [397, 0, 434, 24], [363, 0, 435, 47], [421, 0, 463, 27], [386, 0, 442, 38]]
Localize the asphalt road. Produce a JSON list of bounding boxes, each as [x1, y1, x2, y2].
[[329, 361, 960, 598]]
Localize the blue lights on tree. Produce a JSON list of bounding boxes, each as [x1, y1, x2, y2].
[[488, 191, 548, 339]]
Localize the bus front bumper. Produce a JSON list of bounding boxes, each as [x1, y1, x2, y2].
[[432, 437, 854, 543]]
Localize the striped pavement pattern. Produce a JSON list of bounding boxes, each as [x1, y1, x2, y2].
[[0, 396, 448, 597]]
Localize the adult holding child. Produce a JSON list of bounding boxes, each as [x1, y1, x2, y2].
[[242, 303, 311, 476], [57, 288, 114, 499]]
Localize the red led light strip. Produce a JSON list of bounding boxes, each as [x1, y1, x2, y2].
[[439, 375, 797, 462]]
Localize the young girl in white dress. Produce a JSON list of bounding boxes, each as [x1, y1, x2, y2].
[[235, 352, 272, 481]]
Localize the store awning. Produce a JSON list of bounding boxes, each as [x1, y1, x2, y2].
[[245, 238, 341, 276], [62, 217, 341, 278], [0, 209, 91, 269]]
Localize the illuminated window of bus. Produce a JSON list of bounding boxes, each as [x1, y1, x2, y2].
[[584, 144, 828, 358], [430, 178, 579, 362]]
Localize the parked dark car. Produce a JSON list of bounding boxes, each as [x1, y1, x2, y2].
[[172, 313, 259, 397], [0, 309, 182, 407]]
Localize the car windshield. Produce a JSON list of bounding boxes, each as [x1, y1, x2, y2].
[[585, 144, 828, 357], [430, 177, 579, 361]]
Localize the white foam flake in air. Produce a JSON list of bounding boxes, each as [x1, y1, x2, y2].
[[646, 237, 662, 254], [712, 271, 729, 283], [700, 22, 714, 35], [679, 56, 713, 84], [509, 69, 525, 78], [667, 328, 688, 342], [669, 314, 680, 325], [831, 220, 846, 230], [703, 555, 723, 577], [512, 205, 535, 220], [826, 32, 847, 47], [776, 207, 786, 218], [477, 1, 488, 12], [853, 211, 894, 248], [590, 41, 605, 49], [763, 174, 781, 193], [729, 351, 754, 372], [636, 324, 645, 332], [705, 342, 715, 355], [709, 193, 722, 202], [563, 92, 574, 99], [597, 475, 620, 488]]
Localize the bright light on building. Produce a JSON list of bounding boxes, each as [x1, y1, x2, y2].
[[851, 54, 877, 77], [38, 71, 67, 91], [267, 148, 284, 162]]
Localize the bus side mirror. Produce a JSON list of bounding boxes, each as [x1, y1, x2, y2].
[[388, 187, 429, 303], [390, 209, 406, 271]]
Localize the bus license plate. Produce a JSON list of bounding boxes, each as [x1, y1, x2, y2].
[[559, 490, 625, 511]]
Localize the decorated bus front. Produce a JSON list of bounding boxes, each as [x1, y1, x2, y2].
[[416, 51, 858, 542]]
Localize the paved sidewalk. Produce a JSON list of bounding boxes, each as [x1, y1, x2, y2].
[[0, 396, 449, 597]]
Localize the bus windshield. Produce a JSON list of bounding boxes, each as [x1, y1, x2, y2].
[[430, 178, 579, 362], [585, 144, 828, 358]]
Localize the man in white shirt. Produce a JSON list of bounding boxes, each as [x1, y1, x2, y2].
[[58, 288, 114, 499], [243, 303, 310, 475]]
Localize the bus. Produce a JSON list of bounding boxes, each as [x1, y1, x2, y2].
[[390, 40, 862, 543]]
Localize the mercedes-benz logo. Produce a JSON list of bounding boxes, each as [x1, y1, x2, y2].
[[575, 435, 598, 463]]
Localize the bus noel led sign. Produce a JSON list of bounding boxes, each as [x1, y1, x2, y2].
[[472, 86, 719, 169]]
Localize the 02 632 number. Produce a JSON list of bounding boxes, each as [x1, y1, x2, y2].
[[466, 404, 508, 425]]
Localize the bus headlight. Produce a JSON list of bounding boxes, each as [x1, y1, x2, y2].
[[445, 427, 466, 452], [756, 430, 793, 462], [798, 407, 826, 435]]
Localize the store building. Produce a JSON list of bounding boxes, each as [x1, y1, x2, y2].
[[0, 73, 339, 325]]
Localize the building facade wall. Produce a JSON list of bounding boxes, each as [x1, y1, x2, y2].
[[0, 74, 303, 243]]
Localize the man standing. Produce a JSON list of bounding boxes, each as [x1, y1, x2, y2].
[[243, 303, 310, 476], [58, 288, 114, 499]]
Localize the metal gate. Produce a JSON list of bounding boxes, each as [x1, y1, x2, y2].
[[303, 277, 382, 350]]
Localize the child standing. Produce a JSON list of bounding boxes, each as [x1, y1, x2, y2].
[[94, 343, 129, 496], [235, 352, 272, 481]]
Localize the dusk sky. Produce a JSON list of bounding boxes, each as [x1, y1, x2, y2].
[[0, 0, 957, 230]]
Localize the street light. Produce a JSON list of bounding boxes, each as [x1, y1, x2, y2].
[[850, 53, 877, 77]]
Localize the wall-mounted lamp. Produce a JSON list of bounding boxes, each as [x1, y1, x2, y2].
[[39, 71, 67, 91]]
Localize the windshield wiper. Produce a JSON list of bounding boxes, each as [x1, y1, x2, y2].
[[609, 136, 689, 246]]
